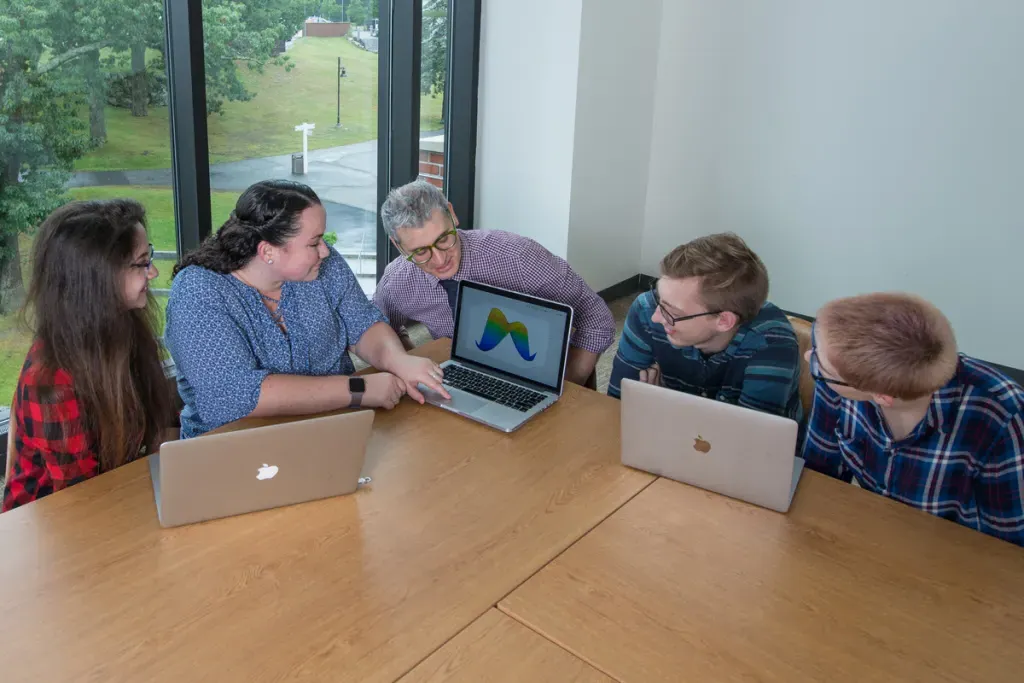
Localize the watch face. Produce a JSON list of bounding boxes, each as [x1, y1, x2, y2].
[[349, 377, 366, 393]]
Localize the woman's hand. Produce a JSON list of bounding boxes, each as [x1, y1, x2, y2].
[[386, 354, 451, 404], [361, 372, 407, 409]]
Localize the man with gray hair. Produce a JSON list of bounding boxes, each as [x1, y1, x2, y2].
[[373, 180, 615, 388]]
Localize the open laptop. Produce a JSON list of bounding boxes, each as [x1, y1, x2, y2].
[[620, 379, 804, 512], [150, 411, 374, 527], [418, 280, 574, 433]]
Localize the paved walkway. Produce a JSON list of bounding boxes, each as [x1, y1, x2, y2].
[[70, 131, 443, 287], [69, 139, 383, 252]]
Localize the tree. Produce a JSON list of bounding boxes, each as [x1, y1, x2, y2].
[[201, 0, 307, 115], [0, 2, 93, 312], [46, 0, 138, 142], [421, 0, 448, 124], [347, 0, 378, 28]]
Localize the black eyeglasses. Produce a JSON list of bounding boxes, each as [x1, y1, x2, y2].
[[401, 209, 459, 265], [809, 325, 852, 387], [130, 244, 155, 270], [650, 283, 721, 325]]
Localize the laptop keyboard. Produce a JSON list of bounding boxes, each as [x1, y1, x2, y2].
[[443, 365, 548, 412]]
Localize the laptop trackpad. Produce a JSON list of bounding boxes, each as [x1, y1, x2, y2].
[[419, 383, 489, 414]]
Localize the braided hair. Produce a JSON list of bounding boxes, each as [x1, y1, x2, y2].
[[173, 180, 322, 276]]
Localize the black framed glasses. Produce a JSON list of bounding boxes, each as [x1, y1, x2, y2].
[[402, 209, 459, 265], [809, 325, 852, 387], [130, 244, 155, 270], [650, 282, 721, 325]]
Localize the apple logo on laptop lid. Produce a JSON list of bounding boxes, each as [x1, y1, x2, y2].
[[692, 435, 711, 454]]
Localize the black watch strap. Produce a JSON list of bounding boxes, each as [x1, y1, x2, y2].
[[349, 377, 366, 408]]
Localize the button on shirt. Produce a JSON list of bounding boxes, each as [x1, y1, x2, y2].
[[165, 251, 385, 438], [607, 292, 803, 422], [372, 229, 616, 355], [801, 355, 1024, 546]]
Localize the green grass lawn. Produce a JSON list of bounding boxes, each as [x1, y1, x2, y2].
[[76, 38, 445, 171]]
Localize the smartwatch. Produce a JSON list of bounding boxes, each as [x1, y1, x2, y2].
[[349, 377, 366, 408]]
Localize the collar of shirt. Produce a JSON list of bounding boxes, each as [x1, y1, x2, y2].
[[857, 358, 966, 445]]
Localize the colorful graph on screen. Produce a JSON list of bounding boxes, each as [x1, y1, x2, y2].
[[475, 307, 537, 361]]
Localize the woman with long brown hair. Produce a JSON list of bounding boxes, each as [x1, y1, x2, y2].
[[1, 199, 174, 512]]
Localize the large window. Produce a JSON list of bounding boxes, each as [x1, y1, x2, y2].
[[0, 2, 174, 402], [201, 3, 393, 295], [0, 0, 480, 410]]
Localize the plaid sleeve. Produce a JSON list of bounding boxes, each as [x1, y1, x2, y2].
[[975, 413, 1024, 546], [517, 239, 615, 355], [2, 372, 98, 512], [607, 295, 655, 399], [800, 383, 851, 481], [371, 265, 409, 333], [737, 337, 801, 419]]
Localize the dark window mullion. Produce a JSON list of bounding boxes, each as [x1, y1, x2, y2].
[[443, 0, 481, 231], [164, 0, 212, 256], [377, 0, 423, 280]]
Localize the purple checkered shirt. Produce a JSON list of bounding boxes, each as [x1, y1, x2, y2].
[[373, 229, 616, 355]]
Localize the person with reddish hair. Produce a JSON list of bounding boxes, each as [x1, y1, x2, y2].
[[802, 293, 1024, 546]]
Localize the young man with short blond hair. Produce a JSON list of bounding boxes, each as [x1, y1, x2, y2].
[[803, 292, 1024, 546], [608, 233, 802, 421]]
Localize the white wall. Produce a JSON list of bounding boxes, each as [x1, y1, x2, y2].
[[475, 0, 584, 257], [566, 0, 662, 291], [642, 0, 1024, 367]]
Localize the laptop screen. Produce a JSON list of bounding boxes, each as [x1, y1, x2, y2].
[[451, 281, 573, 392]]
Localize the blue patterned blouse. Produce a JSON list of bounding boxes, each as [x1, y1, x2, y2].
[[165, 251, 385, 438]]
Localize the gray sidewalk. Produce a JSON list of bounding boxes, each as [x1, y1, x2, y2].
[[69, 140, 381, 256]]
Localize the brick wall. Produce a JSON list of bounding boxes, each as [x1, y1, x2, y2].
[[304, 22, 351, 38], [418, 150, 445, 189]]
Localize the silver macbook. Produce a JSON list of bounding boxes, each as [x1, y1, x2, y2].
[[620, 379, 804, 512], [150, 411, 374, 527], [418, 279, 574, 433]]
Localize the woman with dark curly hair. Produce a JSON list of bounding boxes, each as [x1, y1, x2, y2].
[[165, 180, 448, 438]]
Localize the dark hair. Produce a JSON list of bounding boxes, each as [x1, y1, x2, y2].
[[26, 199, 174, 471], [173, 180, 321, 276]]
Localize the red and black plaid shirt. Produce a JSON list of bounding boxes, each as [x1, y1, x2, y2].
[[1, 343, 99, 512]]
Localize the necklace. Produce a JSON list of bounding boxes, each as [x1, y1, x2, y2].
[[233, 272, 287, 335]]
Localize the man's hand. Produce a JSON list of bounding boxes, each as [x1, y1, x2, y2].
[[638, 363, 661, 386], [386, 354, 451, 404]]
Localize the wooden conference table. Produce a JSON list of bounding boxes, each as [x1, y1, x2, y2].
[[2, 338, 1023, 683]]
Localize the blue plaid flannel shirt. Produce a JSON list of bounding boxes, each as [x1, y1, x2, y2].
[[802, 355, 1024, 546]]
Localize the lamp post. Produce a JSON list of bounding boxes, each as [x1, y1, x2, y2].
[[335, 57, 348, 128], [294, 122, 315, 174]]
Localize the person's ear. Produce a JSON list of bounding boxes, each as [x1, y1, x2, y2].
[[389, 236, 401, 253], [447, 202, 460, 228], [716, 311, 740, 332], [257, 241, 274, 265], [873, 394, 896, 408]]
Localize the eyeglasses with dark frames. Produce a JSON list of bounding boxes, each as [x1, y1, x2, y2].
[[809, 324, 852, 387], [650, 282, 721, 325], [130, 243, 155, 270], [402, 209, 459, 265]]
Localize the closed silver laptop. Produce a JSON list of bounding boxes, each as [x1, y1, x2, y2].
[[418, 280, 574, 433], [620, 379, 804, 512], [150, 411, 374, 527]]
